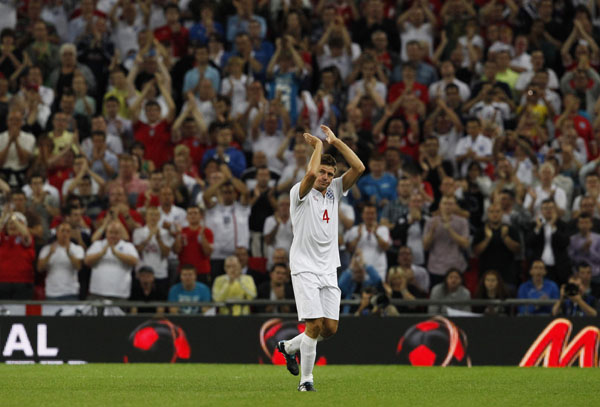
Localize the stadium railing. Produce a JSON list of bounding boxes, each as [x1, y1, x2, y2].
[[0, 298, 559, 317]]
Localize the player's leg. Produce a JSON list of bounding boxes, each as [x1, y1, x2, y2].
[[298, 317, 322, 390], [320, 318, 339, 339]]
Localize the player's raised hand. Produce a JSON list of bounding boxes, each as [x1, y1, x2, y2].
[[320, 125, 338, 146], [303, 132, 322, 147]]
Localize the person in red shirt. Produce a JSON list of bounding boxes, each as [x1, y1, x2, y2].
[[154, 3, 189, 59], [388, 64, 429, 108], [95, 185, 144, 235], [173, 206, 213, 286], [172, 94, 209, 167], [131, 75, 176, 169], [136, 171, 164, 212], [0, 210, 35, 299]]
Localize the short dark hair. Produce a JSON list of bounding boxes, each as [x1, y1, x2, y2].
[[271, 263, 288, 273], [145, 100, 160, 109], [321, 154, 337, 168], [578, 213, 592, 221], [180, 264, 197, 273], [105, 95, 120, 104], [138, 266, 154, 274]]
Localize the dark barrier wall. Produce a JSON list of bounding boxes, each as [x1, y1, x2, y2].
[[1, 316, 599, 366]]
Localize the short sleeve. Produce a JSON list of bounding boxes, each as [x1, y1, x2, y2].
[[86, 240, 104, 256], [160, 229, 174, 247], [39, 244, 50, 259], [332, 176, 346, 198], [263, 216, 277, 235], [376, 225, 391, 243], [123, 242, 140, 259], [132, 228, 145, 245], [344, 226, 358, 244], [204, 227, 214, 243], [71, 244, 85, 259], [290, 182, 306, 204]]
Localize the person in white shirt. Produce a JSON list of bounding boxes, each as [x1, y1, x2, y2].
[[38, 222, 85, 300], [203, 165, 251, 278], [277, 125, 365, 392], [0, 110, 36, 188], [523, 163, 568, 219], [84, 221, 139, 299], [263, 195, 293, 270], [455, 117, 493, 177], [133, 206, 174, 299], [344, 204, 392, 281], [428, 61, 471, 103], [158, 185, 188, 234]]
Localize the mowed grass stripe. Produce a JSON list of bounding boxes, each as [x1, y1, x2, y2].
[[1, 364, 599, 407]]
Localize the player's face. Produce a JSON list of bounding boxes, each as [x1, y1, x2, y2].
[[314, 165, 335, 191]]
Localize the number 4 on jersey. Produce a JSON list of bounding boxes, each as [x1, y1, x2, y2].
[[322, 209, 330, 223]]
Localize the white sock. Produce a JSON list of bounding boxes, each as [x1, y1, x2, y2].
[[300, 335, 318, 384], [285, 333, 304, 354]]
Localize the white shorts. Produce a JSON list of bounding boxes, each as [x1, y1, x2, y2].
[[291, 271, 341, 321]]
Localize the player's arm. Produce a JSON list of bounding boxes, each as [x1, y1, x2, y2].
[[299, 133, 323, 199], [320, 125, 365, 192]]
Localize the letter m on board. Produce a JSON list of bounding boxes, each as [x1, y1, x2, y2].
[[519, 319, 599, 367]]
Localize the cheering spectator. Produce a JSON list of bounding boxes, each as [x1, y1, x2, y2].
[[84, 221, 139, 300], [212, 255, 257, 316], [37, 222, 84, 300], [423, 196, 470, 287], [0, 210, 35, 299], [356, 153, 398, 216], [338, 249, 382, 314], [568, 214, 600, 280], [132, 206, 173, 299], [173, 206, 213, 286], [527, 199, 572, 285], [131, 78, 176, 169], [263, 194, 292, 270], [203, 165, 250, 278], [168, 264, 211, 315], [473, 204, 521, 287], [345, 204, 391, 280], [0, 110, 35, 188]]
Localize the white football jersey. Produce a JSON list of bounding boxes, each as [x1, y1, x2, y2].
[[289, 177, 347, 275]]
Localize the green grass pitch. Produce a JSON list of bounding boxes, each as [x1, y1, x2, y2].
[[2, 364, 599, 406]]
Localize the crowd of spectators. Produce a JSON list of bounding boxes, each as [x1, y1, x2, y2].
[[1, 0, 600, 317]]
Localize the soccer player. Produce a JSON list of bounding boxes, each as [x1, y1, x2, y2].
[[277, 125, 365, 391]]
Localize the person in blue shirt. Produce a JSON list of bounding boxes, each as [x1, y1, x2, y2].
[[356, 153, 398, 218], [168, 264, 211, 314], [182, 44, 221, 94], [189, 4, 224, 45], [202, 124, 247, 178], [338, 250, 383, 314], [225, 2, 267, 44], [517, 260, 560, 315]]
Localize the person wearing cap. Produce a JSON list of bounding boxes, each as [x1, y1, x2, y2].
[[0, 208, 36, 299], [37, 222, 84, 300]]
